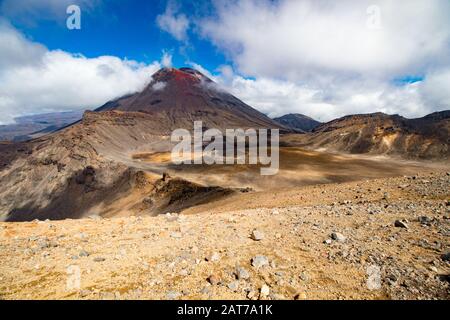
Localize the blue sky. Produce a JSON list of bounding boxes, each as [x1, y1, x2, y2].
[[0, 0, 449, 124], [6, 0, 226, 70]]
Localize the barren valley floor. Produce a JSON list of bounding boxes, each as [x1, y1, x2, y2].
[[1, 169, 449, 300]]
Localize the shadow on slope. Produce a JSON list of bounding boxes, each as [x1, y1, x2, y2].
[[5, 168, 235, 222], [132, 173, 235, 216], [5, 166, 137, 222]]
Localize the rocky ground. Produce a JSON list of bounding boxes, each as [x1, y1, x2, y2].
[[0, 171, 449, 300]]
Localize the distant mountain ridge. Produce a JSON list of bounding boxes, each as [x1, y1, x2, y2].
[[0, 111, 83, 142], [284, 111, 450, 159], [273, 113, 321, 132]]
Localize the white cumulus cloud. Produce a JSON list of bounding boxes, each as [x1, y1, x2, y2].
[[200, 0, 450, 79], [152, 82, 167, 91], [193, 64, 444, 122], [0, 23, 163, 124], [194, 0, 450, 120], [156, 1, 190, 41], [161, 52, 173, 68]]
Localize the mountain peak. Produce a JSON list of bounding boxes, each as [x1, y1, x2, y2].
[[151, 67, 210, 85], [95, 67, 284, 132], [273, 113, 321, 132]]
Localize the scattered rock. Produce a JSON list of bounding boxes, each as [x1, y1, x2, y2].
[[170, 232, 182, 239], [227, 281, 239, 291], [247, 290, 258, 300], [2, 171, 449, 300], [100, 292, 116, 300], [250, 229, 265, 241], [93, 257, 106, 262], [200, 287, 211, 295], [75, 232, 88, 241], [166, 291, 181, 300], [190, 245, 199, 253], [394, 220, 409, 229], [165, 213, 179, 222], [207, 274, 221, 285], [235, 266, 250, 280], [299, 272, 309, 282], [179, 269, 189, 276], [418, 216, 432, 226], [36, 239, 50, 249], [251, 255, 269, 269], [79, 250, 90, 257], [260, 284, 270, 298], [294, 292, 307, 300], [331, 232, 346, 242], [79, 290, 91, 298], [429, 266, 438, 273], [206, 252, 221, 262], [441, 252, 450, 262]]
